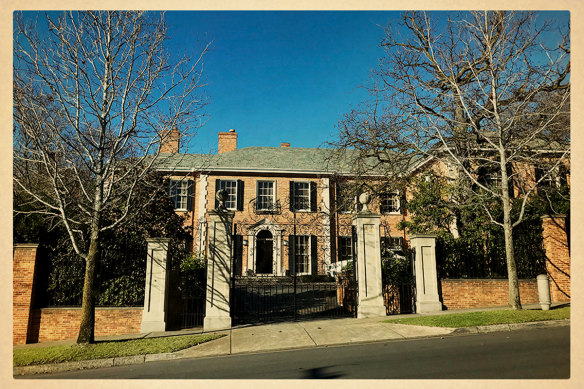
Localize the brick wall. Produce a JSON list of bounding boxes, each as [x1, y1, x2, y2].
[[13, 244, 40, 344], [28, 307, 143, 343], [542, 215, 570, 302], [440, 279, 539, 310]]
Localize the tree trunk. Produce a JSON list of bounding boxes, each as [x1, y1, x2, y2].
[[503, 214, 522, 310], [77, 225, 100, 344], [500, 156, 522, 310]]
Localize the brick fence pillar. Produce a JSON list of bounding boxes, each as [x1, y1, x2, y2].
[[13, 244, 40, 344], [541, 215, 570, 302]]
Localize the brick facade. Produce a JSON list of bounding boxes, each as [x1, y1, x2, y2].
[[13, 244, 40, 344], [28, 308, 143, 343], [542, 215, 570, 302], [440, 279, 539, 310], [182, 172, 407, 276]]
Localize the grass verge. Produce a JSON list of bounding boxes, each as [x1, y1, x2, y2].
[[384, 307, 570, 328], [14, 334, 224, 367]]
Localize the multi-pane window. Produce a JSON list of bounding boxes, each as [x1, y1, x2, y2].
[[219, 180, 237, 210], [171, 179, 190, 210], [381, 236, 404, 254], [336, 182, 353, 213], [380, 192, 401, 214], [293, 182, 310, 211], [338, 236, 352, 262], [294, 235, 310, 275], [257, 181, 275, 211]]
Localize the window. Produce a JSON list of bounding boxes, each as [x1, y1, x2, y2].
[[381, 236, 404, 254], [219, 180, 237, 210], [336, 182, 354, 213], [170, 179, 192, 211], [290, 181, 316, 212], [293, 182, 310, 211], [294, 235, 310, 275], [338, 236, 352, 263], [215, 179, 244, 211], [257, 181, 276, 211], [380, 192, 401, 214], [535, 166, 565, 189]]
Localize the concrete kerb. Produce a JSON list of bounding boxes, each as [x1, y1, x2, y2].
[[13, 318, 569, 376]]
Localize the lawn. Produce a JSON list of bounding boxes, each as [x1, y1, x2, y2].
[[384, 307, 570, 328], [14, 333, 224, 367]]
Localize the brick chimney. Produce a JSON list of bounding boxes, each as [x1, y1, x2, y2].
[[280, 142, 290, 148], [218, 129, 237, 154], [160, 128, 180, 153]]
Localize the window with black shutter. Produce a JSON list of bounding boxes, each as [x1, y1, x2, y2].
[[215, 179, 238, 210], [290, 181, 312, 211]]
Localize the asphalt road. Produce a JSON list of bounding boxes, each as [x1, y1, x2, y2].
[[24, 326, 569, 379]]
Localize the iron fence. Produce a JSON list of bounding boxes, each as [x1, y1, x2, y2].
[[231, 275, 355, 325]]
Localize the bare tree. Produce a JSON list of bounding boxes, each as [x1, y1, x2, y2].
[[333, 11, 570, 309], [13, 11, 210, 343]]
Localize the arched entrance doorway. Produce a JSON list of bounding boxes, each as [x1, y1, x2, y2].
[[256, 229, 273, 274]]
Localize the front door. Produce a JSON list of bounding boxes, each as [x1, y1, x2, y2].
[[256, 230, 273, 274]]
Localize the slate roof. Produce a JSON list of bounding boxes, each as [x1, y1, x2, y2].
[[154, 147, 366, 175]]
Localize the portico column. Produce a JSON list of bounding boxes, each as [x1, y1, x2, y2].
[[204, 190, 234, 331], [410, 234, 442, 313], [141, 238, 170, 332], [353, 193, 386, 318]]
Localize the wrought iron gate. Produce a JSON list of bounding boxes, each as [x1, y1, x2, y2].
[[231, 230, 357, 325], [381, 246, 416, 315]]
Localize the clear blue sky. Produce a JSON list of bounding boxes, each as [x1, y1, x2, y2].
[[164, 11, 398, 153], [17, 11, 569, 154]]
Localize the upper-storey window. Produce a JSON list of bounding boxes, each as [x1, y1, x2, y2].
[[169, 179, 192, 211], [215, 179, 244, 211], [256, 180, 276, 211], [380, 192, 401, 214], [290, 181, 317, 212], [335, 181, 355, 213]]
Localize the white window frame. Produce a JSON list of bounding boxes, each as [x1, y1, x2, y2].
[[380, 191, 401, 214], [219, 179, 238, 210], [172, 179, 190, 211], [256, 180, 276, 211], [294, 235, 311, 275], [293, 181, 311, 212]]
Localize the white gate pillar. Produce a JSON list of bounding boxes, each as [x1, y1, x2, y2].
[[141, 238, 170, 332], [204, 190, 234, 331], [353, 193, 386, 318], [410, 234, 442, 313]]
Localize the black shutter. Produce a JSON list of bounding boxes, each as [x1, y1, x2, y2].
[[236, 180, 244, 211], [311, 235, 318, 275], [169, 180, 178, 209], [400, 192, 406, 214], [289, 181, 295, 211], [310, 181, 317, 212], [186, 180, 193, 211], [215, 179, 220, 209], [289, 235, 295, 276], [233, 233, 243, 276]]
